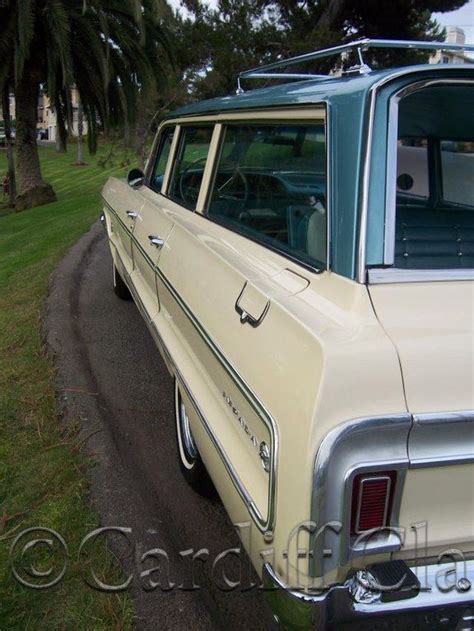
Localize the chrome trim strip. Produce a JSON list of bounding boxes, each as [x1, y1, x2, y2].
[[196, 123, 222, 214], [325, 102, 332, 271], [357, 83, 378, 283], [383, 95, 400, 265], [409, 410, 474, 468], [102, 205, 279, 534], [368, 268, 474, 284], [175, 365, 264, 522], [310, 414, 412, 577], [162, 124, 180, 194]]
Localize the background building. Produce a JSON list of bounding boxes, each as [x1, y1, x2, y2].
[[430, 26, 471, 63], [1, 87, 87, 141]]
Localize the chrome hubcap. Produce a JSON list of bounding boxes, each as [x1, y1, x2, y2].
[[179, 399, 198, 462]]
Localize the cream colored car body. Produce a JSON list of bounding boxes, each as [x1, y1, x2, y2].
[[102, 66, 474, 627]]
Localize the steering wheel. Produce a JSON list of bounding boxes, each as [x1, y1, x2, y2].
[[179, 156, 208, 205], [216, 167, 250, 205]]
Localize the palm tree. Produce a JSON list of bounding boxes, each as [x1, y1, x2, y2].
[[1, 84, 16, 207], [0, 0, 171, 211]]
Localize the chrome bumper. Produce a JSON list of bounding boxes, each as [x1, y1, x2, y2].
[[262, 560, 474, 630]]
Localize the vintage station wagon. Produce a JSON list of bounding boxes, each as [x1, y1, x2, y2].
[[102, 39, 474, 629]]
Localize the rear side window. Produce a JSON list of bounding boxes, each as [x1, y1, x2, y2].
[[393, 84, 474, 270], [207, 123, 327, 269], [168, 126, 214, 210], [150, 126, 175, 192]]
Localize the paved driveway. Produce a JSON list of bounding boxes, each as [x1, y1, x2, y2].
[[45, 222, 277, 630]]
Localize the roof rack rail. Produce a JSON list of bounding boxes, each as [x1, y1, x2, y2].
[[236, 38, 474, 93]]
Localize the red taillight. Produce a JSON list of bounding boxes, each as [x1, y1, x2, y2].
[[351, 471, 397, 535]]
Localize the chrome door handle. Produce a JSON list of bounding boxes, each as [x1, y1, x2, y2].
[[148, 235, 165, 249], [126, 210, 138, 219], [235, 282, 270, 328], [235, 305, 268, 327]]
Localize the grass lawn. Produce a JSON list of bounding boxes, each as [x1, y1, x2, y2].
[[0, 144, 135, 629]]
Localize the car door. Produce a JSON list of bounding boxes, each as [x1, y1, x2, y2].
[[129, 125, 176, 321], [103, 175, 143, 279], [155, 115, 327, 533]]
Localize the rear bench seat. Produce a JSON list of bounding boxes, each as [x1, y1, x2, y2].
[[395, 205, 474, 269]]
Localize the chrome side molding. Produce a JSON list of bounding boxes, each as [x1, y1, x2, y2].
[[409, 411, 474, 468], [368, 268, 474, 284]]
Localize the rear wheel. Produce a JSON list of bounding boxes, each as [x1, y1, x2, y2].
[[113, 264, 131, 300], [174, 380, 215, 497]]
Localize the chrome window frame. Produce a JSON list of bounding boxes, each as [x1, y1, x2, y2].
[[364, 77, 474, 284], [201, 108, 331, 273], [357, 68, 474, 284], [145, 122, 179, 190], [163, 123, 216, 211], [146, 124, 178, 195]]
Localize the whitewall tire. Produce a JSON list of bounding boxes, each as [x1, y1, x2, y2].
[[174, 380, 215, 497]]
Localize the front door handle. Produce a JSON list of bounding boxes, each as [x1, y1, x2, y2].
[[148, 235, 165, 249], [126, 210, 138, 219]]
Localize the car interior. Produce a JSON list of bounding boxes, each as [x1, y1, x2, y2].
[[395, 84, 474, 269], [205, 124, 328, 269]]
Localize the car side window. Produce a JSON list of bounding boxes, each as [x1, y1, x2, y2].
[[206, 123, 327, 269], [167, 126, 214, 210], [393, 84, 474, 270], [150, 126, 175, 192]]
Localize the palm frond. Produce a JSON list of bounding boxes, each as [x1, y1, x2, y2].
[[4, 0, 174, 148]]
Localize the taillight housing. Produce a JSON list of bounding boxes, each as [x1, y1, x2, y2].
[[351, 471, 397, 535]]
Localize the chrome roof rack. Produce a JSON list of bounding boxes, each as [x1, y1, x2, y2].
[[237, 38, 474, 93]]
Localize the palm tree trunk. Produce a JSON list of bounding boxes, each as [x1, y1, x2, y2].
[[15, 77, 56, 211], [55, 97, 68, 153], [76, 101, 84, 164], [1, 86, 16, 207]]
